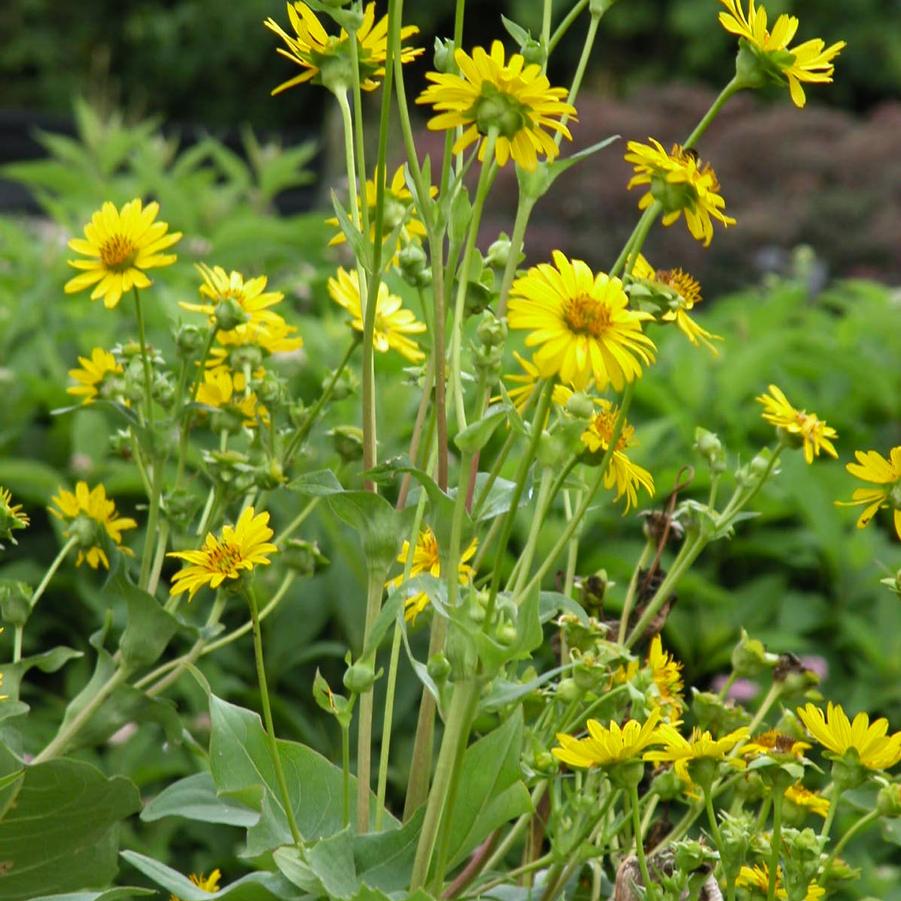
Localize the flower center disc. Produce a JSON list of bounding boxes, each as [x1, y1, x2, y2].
[[563, 294, 611, 338], [208, 540, 244, 575], [99, 234, 139, 271], [473, 84, 528, 138]]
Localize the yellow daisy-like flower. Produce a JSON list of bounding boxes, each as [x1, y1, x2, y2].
[[644, 725, 749, 783], [797, 702, 901, 771], [735, 863, 824, 899], [507, 251, 656, 391], [49, 481, 137, 570], [66, 347, 123, 406], [196, 367, 268, 428], [784, 783, 830, 819], [170, 869, 222, 900], [417, 40, 576, 171], [180, 264, 284, 323], [387, 527, 477, 623], [719, 0, 845, 108], [631, 254, 722, 356], [1, 486, 30, 546], [211, 311, 304, 360], [327, 164, 434, 250], [64, 199, 181, 309], [836, 447, 901, 541], [612, 635, 685, 720], [553, 710, 664, 769], [328, 267, 426, 363], [742, 729, 811, 760], [756, 384, 838, 464], [265, 2, 422, 95], [625, 140, 735, 246], [580, 399, 654, 513], [168, 507, 277, 600], [498, 352, 578, 414]]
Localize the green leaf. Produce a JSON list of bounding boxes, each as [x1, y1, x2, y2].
[[0, 646, 83, 721], [31, 890, 154, 901], [539, 591, 590, 624], [116, 577, 179, 670], [443, 709, 531, 868], [140, 771, 260, 827], [330, 189, 372, 271], [306, 829, 357, 899], [353, 807, 425, 892], [208, 695, 393, 854], [500, 15, 531, 46], [288, 468, 345, 495], [453, 405, 511, 454], [0, 759, 140, 900], [120, 851, 301, 901]]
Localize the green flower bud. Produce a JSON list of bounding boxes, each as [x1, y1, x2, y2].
[[256, 459, 286, 490], [330, 425, 365, 462], [152, 377, 175, 408], [230, 345, 263, 371], [532, 750, 556, 774], [0, 580, 33, 626], [687, 756, 719, 793], [650, 766, 685, 801], [877, 782, 901, 818], [214, 297, 249, 331], [520, 38, 545, 67], [427, 652, 452, 684], [556, 677, 582, 702], [162, 488, 200, 530], [484, 233, 513, 271], [732, 628, 778, 678], [609, 759, 645, 790], [694, 427, 727, 473], [256, 371, 286, 406], [496, 621, 519, 646], [433, 37, 455, 73], [343, 661, 377, 694], [175, 323, 207, 355], [210, 406, 247, 435], [476, 310, 508, 348], [717, 812, 753, 877], [673, 839, 717, 874], [398, 240, 428, 286], [565, 392, 596, 420], [283, 538, 329, 578]]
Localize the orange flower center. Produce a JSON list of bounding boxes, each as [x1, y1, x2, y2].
[[590, 408, 633, 451], [657, 268, 702, 308], [99, 234, 139, 271], [207, 540, 245, 575], [563, 294, 611, 338]]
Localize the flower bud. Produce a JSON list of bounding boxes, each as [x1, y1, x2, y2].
[[256, 371, 286, 406], [256, 459, 286, 490], [694, 427, 726, 473], [433, 37, 455, 73], [153, 377, 175, 408], [495, 621, 519, 646], [520, 38, 545, 68], [343, 661, 377, 694], [325, 365, 358, 401], [175, 323, 207, 356], [214, 297, 249, 331], [609, 759, 645, 790], [562, 392, 593, 420], [732, 629, 778, 678], [398, 240, 429, 286], [485, 233, 513, 271], [556, 677, 582, 702], [476, 310, 508, 348], [427, 652, 452, 684], [877, 782, 901, 818], [283, 539, 330, 578], [330, 425, 365, 462], [0, 580, 33, 626]]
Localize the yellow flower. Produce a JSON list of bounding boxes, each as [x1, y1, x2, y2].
[[797, 702, 901, 771], [784, 783, 830, 818], [836, 447, 901, 541], [387, 528, 477, 623], [499, 352, 578, 414], [644, 725, 749, 783], [211, 311, 303, 359], [328, 267, 426, 363], [580, 400, 654, 512], [49, 481, 137, 570], [742, 730, 811, 760], [735, 863, 824, 899], [417, 40, 576, 171], [646, 635, 685, 715], [180, 264, 284, 323], [64, 199, 181, 309], [631, 254, 722, 356], [67, 347, 123, 406], [507, 251, 656, 391], [327, 164, 433, 250], [1, 486, 30, 546], [170, 869, 222, 900], [756, 384, 838, 464], [625, 140, 735, 246], [719, 0, 845, 108], [196, 367, 268, 428], [265, 2, 422, 95], [168, 507, 277, 600], [553, 710, 664, 769]]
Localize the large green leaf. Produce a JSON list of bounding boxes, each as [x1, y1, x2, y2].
[[120, 852, 302, 901], [140, 771, 259, 828], [0, 646, 83, 722], [0, 759, 140, 900], [208, 695, 393, 854], [443, 709, 531, 868], [32, 890, 154, 901], [116, 576, 179, 670]]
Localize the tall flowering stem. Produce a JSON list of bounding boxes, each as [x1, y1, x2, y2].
[[246, 585, 303, 847]]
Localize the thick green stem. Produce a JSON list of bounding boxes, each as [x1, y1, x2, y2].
[[555, 12, 600, 145], [767, 791, 783, 901], [509, 467, 554, 594], [630, 784, 653, 893], [496, 194, 535, 318], [820, 785, 843, 840], [409, 679, 480, 890], [617, 538, 654, 644], [246, 586, 302, 847]]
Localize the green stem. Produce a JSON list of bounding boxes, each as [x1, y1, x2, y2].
[[704, 786, 724, 850], [745, 681, 783, 739], [610, 203, 660, 278], [554, 11, 600, 146], [356, 570, 386, 833], [14, 535, 78, 662], [826, 806, 878, 868], [617, 538, 654, 644], [509, 467, 554, 594], [683, 78, 741, 150], [471, 428, 517, 521], [409, 679, 480, 890], [767, 791, 783, 901], [495, 194, 535, 316], [274, 497, 321, 546], [630, 784, 653, 893], [820, 785, 843, 840], [33, 665, 130, 763], [519, 384, 634, 601], [342, 720, 352, 829], [246, 585, 302, 847], [449, 132, 498, 434], [549, 0, 590, 54], [480, 782, 547, 875]]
